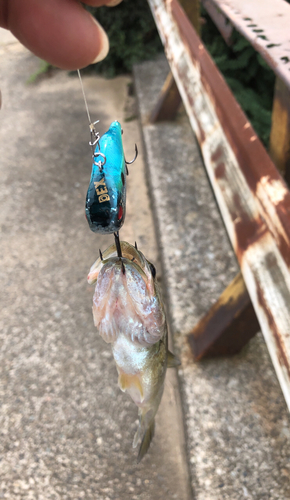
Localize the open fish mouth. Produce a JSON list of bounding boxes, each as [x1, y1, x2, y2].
[[88, 240, 165, 347], [91, 256, 164, 346], [87, 240, 154, 288]]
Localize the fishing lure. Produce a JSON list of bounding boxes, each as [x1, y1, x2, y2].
[[77, 70, 137, 234], [85, 121, 137, 234]]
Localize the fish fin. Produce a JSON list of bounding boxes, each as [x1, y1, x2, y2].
[[132, 408, 144, 448], [133, 412, 142, 449], [167, 350, 181, 368], [92, 304, 99, 327], [137, 419, 155, 463], [87, 270, 99, 284], [118, 372, 144, 401], [133, 428, 140, 449], [118, 372, 128, 392]]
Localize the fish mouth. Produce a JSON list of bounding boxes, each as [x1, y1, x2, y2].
[[114, 256, 147, 283], [119, 258, 126, 275], [90, 241, 165, 346], [92, 258, 163, 346], [87, 239, 152, 287]]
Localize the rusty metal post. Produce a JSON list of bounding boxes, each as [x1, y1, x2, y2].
[[154, 0, 255, 355], [188, 272, 260, 360], [150, 0, 200, 124], [148, 0, 290, 410], [196, 1, 290, 357], [151, 0, 256, 353], [269, 78, 290, 184]]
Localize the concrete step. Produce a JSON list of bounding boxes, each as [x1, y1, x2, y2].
[[134, 55, 290, 500]]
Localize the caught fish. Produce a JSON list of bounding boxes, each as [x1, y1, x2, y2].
[[85, 121, 137, 234], [88, 237, 180, 462]]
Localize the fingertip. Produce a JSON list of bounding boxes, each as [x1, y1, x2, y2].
[[4, 0, 110, 71], [105, 0, 123, 7], [82, 0, 123, 7], [90, 17, 109, 64]]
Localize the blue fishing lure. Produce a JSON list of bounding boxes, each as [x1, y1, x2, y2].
[[85, 121, 129, 234]]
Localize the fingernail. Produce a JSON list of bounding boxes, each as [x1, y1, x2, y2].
[[91, 17, 110, 63], [106, 0, 123, 6]]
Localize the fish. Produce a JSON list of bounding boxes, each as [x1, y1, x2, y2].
[[88, 238, 180, 462], [85, 121, 127, 234]]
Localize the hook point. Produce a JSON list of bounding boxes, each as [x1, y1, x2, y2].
[[125, 143, 138, 166]]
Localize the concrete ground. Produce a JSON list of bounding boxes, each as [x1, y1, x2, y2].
[[0, 31, 190, 499], [2, 27, 290, 500]]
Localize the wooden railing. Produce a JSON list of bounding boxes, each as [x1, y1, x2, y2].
[[147, 0, 290, 411]]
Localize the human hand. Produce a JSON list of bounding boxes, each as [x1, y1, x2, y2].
[[0, 0, 122, 70]]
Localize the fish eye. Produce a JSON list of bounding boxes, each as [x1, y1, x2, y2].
[[149, 262, 156, 278]]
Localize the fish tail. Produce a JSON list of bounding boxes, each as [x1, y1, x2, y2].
[[133, 426, 141, 449], [133, 410, 142, 449], [137, 419, 155, 464]]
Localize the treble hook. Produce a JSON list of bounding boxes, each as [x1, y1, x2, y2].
[[125, 144, 138, 175]]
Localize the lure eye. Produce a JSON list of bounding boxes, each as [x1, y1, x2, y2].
[[121, 128, 124, 135], [149, 262, 156, 278]]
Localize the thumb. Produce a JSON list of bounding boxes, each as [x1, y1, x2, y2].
[[0, 0, 109, 70]]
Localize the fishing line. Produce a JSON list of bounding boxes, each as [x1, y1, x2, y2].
[[77, 69, 93, 129], [77, 69, 106, 170]]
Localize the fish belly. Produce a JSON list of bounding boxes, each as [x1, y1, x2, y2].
[[112, 333, 166, 411], [117, 368, 145, 406]]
